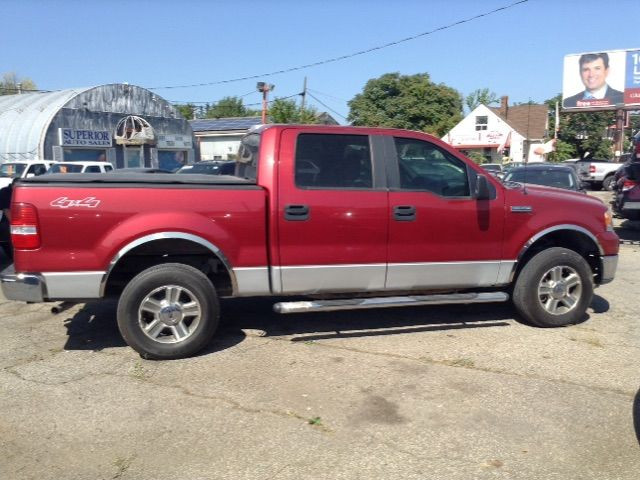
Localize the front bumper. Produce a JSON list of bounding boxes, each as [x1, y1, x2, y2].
[[1, 264, 45, 302], [600, 254, 618, 285]]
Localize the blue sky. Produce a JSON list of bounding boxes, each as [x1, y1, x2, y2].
[[1, 0, 638, 122]]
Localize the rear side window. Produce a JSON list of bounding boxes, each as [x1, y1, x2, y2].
[[295, 134, 372, 189], [394, 137, 470, 197], [85, 166, 101, 173], [236, 133, 260, 182]]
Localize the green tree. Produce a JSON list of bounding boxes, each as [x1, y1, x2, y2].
[[465, 88, 499, 112], [544, 93, 615, 160], [205, 96, 259, 118], [347, 72, 463, 137], [547, 139, 576, 163], [467, 151, 486, 165], [174, 103, 196, 120], [269, 98, 319, 124], [0, 72, 37, 95]]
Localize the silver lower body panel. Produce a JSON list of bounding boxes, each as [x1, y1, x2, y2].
[[600, 255, 618, 284], [0, 266, 105, 302]]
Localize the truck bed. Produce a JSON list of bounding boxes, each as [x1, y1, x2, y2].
[[21, 172, 256, 186]]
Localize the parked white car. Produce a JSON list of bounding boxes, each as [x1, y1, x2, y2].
[[0, 160, 57, 189], [47, 161, 114, 174]]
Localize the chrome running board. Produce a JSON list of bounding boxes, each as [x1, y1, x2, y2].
[[273, 292, 509, 314]]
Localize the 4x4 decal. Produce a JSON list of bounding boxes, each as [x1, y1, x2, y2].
[[50, 197, 100, 209]]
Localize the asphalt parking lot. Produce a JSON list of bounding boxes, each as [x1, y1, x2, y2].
[[1, 190, 639, 480]]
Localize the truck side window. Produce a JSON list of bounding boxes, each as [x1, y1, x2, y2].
[[295, 134, 372, 189], [394, 137, 470, 197], [236, 133, 260, 182]]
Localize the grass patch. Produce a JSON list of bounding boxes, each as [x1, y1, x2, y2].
[[308, 416, 323, 426], [112, 454, 136, 479]]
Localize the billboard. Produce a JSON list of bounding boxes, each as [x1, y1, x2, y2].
[[562, 48, 640, 110]]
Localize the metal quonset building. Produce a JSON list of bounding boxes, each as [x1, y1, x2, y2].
[[0, 84, 194, 171]]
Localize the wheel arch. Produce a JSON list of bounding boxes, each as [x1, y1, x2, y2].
[[100, 232, 237, 297], [511, 225, 604, 284]]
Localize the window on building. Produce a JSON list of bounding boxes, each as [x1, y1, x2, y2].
[[475, 116, 488, 131], [158, 150, 187, 171], [394, 137, 470, 197], [295, 134, 372, 189], [63, 149, 106, 162]]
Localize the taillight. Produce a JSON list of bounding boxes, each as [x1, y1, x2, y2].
[[622, 179, 638, 191], [589, 165, 596, 173], [10, 202, 41, 249]]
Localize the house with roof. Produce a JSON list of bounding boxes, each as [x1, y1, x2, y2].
[[0, 84, 194, 170], [442, 96, 550, 163], [191, 117, 262, 161], [191, 113, 339, 161]]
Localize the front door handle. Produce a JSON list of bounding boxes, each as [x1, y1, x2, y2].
[[284, 204, 310, 221], [393, 205, 416, 221]]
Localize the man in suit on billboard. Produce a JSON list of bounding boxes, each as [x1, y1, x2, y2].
[[564, 52, 624, 108]]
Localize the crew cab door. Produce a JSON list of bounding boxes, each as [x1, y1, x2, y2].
[[384, 134, 506, 290], [275, 129, 388, 294]]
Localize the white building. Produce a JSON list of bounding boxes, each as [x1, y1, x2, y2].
[[191, 117, 263, 161], [191, 113, 339, 162], [442, 97, 550, 163]]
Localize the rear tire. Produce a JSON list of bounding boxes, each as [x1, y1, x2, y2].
[[602, 175, 615, 191], [513, 247, 593, 327], [117, 263, 219, 360]]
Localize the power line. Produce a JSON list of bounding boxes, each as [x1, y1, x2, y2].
[[307, 88, 349, 104], [171, 93, 300, 107], [307, 92, 348, 121], [146, 0, 528, 90]]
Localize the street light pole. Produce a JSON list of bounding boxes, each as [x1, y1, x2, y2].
[[257, 82, 275, 124]]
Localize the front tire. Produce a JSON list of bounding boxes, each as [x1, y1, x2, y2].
[[513, 247, 593, 327], [117, 263, 220, 360]]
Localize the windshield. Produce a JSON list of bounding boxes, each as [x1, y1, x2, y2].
[[0, 163, 27, 178], [504, 168, 577, 190], [48, 163, 85, 173]]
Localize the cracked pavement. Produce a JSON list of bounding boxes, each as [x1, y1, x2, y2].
[[1, 198, 639, 479]]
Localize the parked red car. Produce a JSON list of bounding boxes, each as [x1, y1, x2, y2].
[[1, 125, 619, 359]]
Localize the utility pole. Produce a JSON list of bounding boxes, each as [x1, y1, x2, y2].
[[300, 77, 307, 112], [257, 82, 274, 124], [614, 108, 626, 159]]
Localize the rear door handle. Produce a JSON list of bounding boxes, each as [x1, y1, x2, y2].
[[393, 205, 416, 221], [284, 204, 310, 221]]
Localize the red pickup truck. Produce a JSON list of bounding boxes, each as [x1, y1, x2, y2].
[[1, 125, 619, 359]]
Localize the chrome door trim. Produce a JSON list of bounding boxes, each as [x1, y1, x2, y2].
[[276, 264, 386, 294], [386, 260, 505, 290]]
